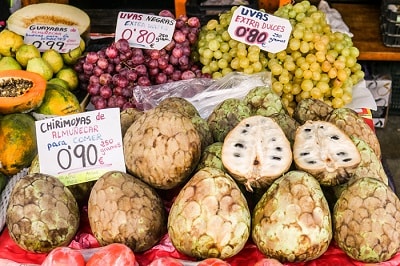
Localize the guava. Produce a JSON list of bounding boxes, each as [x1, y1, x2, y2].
[[56, 67, 79, 90], [26, 57, 54, 81], [0, 29, 24, 57], [42, 49, 64, 74], [0, 56, 22, 70], [15, 44, 41, 67]]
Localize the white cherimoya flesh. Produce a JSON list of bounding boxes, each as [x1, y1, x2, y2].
[[221, 115, 292, 191], [293, 120, 361, 186]]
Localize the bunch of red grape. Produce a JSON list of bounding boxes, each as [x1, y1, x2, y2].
[[74, 10, 209, 110]]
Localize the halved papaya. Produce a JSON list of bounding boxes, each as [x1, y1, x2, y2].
[[0, 69, 47, 114]]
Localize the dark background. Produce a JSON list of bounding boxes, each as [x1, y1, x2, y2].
[[68, 0, 377, 10]]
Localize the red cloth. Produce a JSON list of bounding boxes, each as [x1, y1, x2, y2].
[[2, 211, 400, 266]]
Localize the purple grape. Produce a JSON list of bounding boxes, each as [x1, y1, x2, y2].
[[157, 57, 168, 70], [187, 17, 200, 28], [97, 57, 109, 70], [115, 38, 131, 53], [83, 62, 94, 73], [172, 47, 183, 58], [155, 73, 168, 84], [182, 45, 191, 56], [171, 70, 182, 81], [126, 69, 138, 81], [99, 73, 112, 85], [87, 83, 101, 96], [99, 85, 112, 99], [181, 70, 196, 80], [94, 99, 108, 110], [122, 101, 135, 110], [105, 45, 119, 59], [89, 75, 100, 84], [175, 19, 185, 29], [178, 14, 188, 22], [178, 55, 189, 66], [173, 30, 186, 43], [121, 87, 133, 98], [116, 75, 129, 88], [113, 86, 123, 96], [85, 51, 99, 64], [164, 40, 175, 51], [163, 64, 174, 75], [137, 76, 151, 86], [148, 49, 161, 60], [115, 95, 127, 108], [148, 67, 159, 77], [92, 66, 104, 77], [169, 55, 179, 65], [135, 64, 148, 76], [159, 9, 175, 18], [131, 54, 145, 65], [147, 58, 158, 69], [107, 95, 118, 108]]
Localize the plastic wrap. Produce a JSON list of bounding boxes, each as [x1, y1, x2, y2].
[[133, 71, 272, 119]]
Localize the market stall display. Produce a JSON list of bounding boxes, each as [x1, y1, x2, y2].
[[1, 1, 400, 265]]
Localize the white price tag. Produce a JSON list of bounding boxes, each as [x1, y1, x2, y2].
[[115, 11, 176, 50], [228, 6, 292, 53], [35, 108, 126, 186], [24, 24, 81, 53]]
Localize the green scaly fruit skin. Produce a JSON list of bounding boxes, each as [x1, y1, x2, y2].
[[333, 136, 389, 200], [6, 173, 80, 253], [157, 97, 200, 118], [207, 98, 252, 142], [168, 167, 251, 260], [334, 177, 400, 263], [244, 85, 287, 117], [327, 108, 381, 159], [270, 112, 300, 147], [196, 142, 224, 172], [293, 98, 334, 124], [28, 155, 94, 207], [252, 170, 332, 263]]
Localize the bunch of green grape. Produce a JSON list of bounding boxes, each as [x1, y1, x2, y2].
[[194, 7, 269, 79], [271, 0, 365, 114]]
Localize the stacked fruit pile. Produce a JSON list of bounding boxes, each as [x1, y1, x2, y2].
[[1, 1, 399, 265], [74, 10, 209, 111], [0, 29, 82, 91], [3, 90, 399, 265]]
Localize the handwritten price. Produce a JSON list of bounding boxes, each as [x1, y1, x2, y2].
[[32, 40, 65, 51], [120, 29, 156, 47], [57, 144, 102, 170], [234, 26, 268, 44]]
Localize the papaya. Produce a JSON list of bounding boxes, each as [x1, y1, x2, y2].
[[0, 69, 47, 114], [34, 83, 82, 116], [0, 113, 37, 176]]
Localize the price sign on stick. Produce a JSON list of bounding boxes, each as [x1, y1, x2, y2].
[[35, 108, 126, 186], [115, 11, 176, 50], [228, 6, 292, 53], [24, 24, 81, 53]]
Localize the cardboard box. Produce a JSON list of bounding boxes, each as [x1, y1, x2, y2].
[[365, 73, 392, 128]]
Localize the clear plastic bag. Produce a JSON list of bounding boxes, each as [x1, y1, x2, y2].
[[133, 71, 272, 119]]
